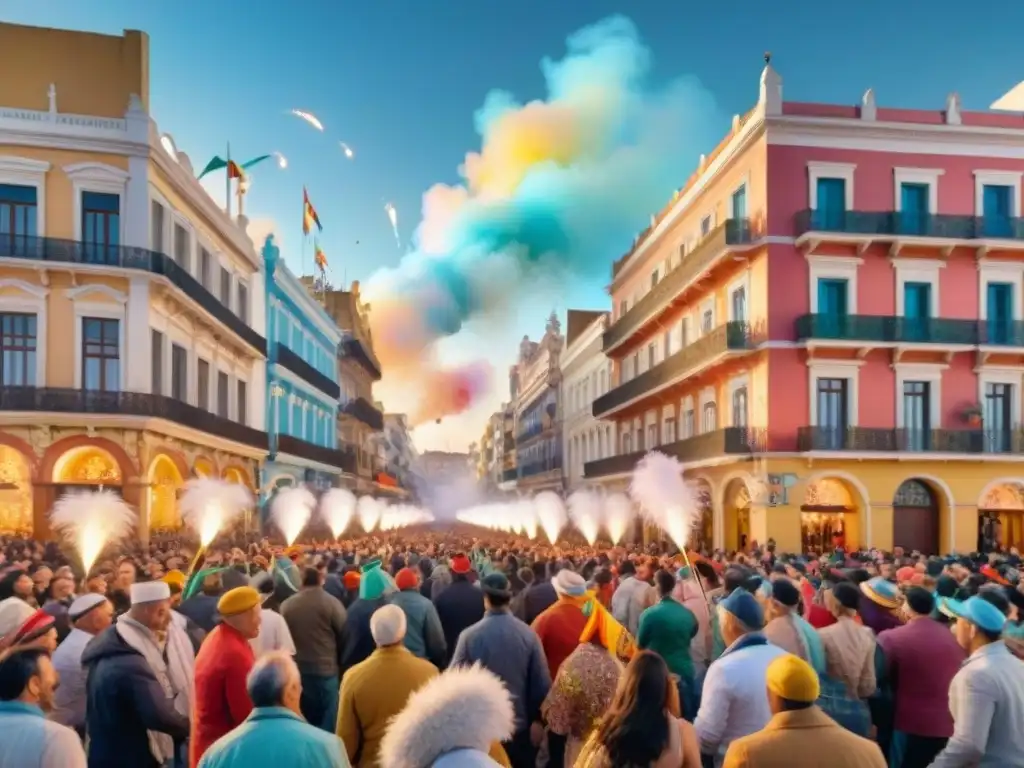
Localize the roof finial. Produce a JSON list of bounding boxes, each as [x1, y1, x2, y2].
[[764, 51, 772, 65]]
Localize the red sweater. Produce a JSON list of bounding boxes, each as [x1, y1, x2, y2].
[[190, 623, 255, 767], [531, 599, 588, 680]]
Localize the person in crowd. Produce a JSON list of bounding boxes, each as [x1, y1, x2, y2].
[[281, 566, 347, 731], [0, 646, 87, 768], [708, 567, 753, 661], [543, 596, 632, 766], [49, 593, 113, 735], [41, 571, 76, 643], [109, 558, 137, 615], [0, 593, 35, 647], [379, 664, 515, 768], [451, 572, 551, 768], [532, 569, 590, 681], [191, 586, 262, 768], [388, 566, 446, 668], [29, 564, 53, 606], [339, 560, 394, 674], [323, 559, 347, 605], [250, 574, 296, 658], [336, 604, 438, 766], [340, 569, 360, 608], [858, 576, 903, 635], [434, 553, 485, 666], [5, 609, 58, 652], [763, 578, 819, 664], [610, 560, 648, 636], [637, 569, 699, 720], [575, 650, 701, 767], [695, 589, 787, 766], [177, 571, 224, 634], [0, 570, 35, 606], [510, 566, 534, 620], [721, 654, 886, 768], [929, 595, 1024, 766], [165, 572, 207, 655], [672, 565, 711, 684], [876, 587, 963, 768], [816, 580, 876, 733], [197, 651, 350, 768], [82, 580, 193, 768], [520, 559, 557, 625]]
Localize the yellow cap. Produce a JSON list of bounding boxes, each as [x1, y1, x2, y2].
[[162, 570, 186, 588], [217, 586, 261, 617], [766, 654, 820, 703]]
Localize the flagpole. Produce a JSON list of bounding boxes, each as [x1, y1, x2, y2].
[[225, 142, 232, 220]]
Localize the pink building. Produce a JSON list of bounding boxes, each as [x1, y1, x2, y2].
[[587, 59, 1024, 556]]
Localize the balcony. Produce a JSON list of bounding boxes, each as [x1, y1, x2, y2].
[[794, 210, 1024, 251], [274, 344, 341, 399], [519, 456, 563, 479], [0, 235, 267, 356], [603, 219, 756, 353], [584, 427, 765, 478], [340, 337, 382, 380], [796, 426, 1024, 454], [501, 467, 518, 483], [796, 315, 1024, 348], [0, 386, 267, 450], [276, 434, 357, 472], [341, 397, 384, 431], [593, 322, 754, 418]]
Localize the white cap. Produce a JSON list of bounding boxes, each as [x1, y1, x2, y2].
[[553, 570, 586, 597], [130, 581, 171, 605], [370, 604, 407, 647], [69, 593, 108, 620], [0, 597, 35, 639]]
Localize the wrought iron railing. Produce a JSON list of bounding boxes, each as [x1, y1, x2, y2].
[[341, 397, 384, 431], [274, 344, 341, 399], [276, 434, 356, 472], [340, 337, 382, 380], [583, 427, 766, 478], [0, 386, 267, 449], [796, 426, 1024, 454], [796, 314, 1024, 347], [793, 209, 1024, 241]]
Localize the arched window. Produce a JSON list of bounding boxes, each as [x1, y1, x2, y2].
[[702, 402, 718, 433], [893, 479, 935, 507], [732, 387, 748, 428]]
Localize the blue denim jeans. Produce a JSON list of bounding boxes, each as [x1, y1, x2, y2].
[[299, 673, 340, 732]]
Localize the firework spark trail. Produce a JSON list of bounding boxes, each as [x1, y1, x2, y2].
[[50, 491, 137, 576], [340, 142, 355, 159], [290, 109, 324, 131], [273, 151, 288, 169], [385, 202, 400, 247], [180, 478, 252, 548], [270, 486, 317, 545]]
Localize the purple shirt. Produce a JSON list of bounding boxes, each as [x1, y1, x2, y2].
[[877, 617, 965, 737]]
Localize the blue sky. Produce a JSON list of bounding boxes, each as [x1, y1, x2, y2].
[[6, 0, 1023, 450]]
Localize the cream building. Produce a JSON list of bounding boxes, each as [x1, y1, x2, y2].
[[512, 312, 564, 493], [560, 310, 614, 490], [0, 23, 267, 539]]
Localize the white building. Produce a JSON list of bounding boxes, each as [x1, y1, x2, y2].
[[512, 312, 564, 492], [560, 310, 614, 489]]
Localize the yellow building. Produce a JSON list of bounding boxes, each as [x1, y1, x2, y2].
[[0, 23, 267, 540]]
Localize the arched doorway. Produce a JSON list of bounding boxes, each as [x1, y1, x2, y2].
[[723, 478, 751, 552], [978, 482, 1024, 553], [892, 479, 940, 555], [688, 479, 713, 554], [148, 455, 184, 531], [222, 465, 250, 488], [0, 446, 33, 535], [801, 478, 856, 553], [52, 445, 122, 494], [193, 457, 216, 478]]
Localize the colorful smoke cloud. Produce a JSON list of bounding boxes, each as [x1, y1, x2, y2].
[[365, 15, 721, 424]]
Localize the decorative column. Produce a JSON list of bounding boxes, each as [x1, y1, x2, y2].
[[123, 95, 151, 250]]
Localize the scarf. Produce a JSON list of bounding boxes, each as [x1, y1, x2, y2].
[[581, 592, 636, 663], [116, 614, 195, 764], [792, 613, 826, 674]]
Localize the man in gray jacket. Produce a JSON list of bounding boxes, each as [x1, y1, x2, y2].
[[390, 567, 446, 668]]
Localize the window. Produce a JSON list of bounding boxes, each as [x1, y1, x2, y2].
[[197, 359, 210, 410], [731, 287, 747, 322], [619, 299, 628, 319], [647, 343, 656, 369], [816, 378, 848, 449], [220, 267, 231, 307], [0, 313, 36, 385], [663, 332, 672, 360], [680, 317, 690, 348], [702, 402, 717, 432], [701, 310, 713, 334], [599, 369, 606, 394], [622, 432, 631, 454], [647, 424, 658, 448], [237, 281, 249, 323], [902, 381, 930, 450], [815, 178, 847, 229], [636, 426, 644, 451], [683, 409, 695, 438], [732, 386, 748, 428], [0, 183, 38, 256], [664, 417, 676, 444], [985, 382, 1013, 452], [199, 248, 212, 288], [217, 371, 229, 418], [81, 317, 119, 392], [632, 352, 640, 376], [151, 330, 163, 395], [171, 344, 188, 401], [173, 224, 189, 268], [81, 192, 120, 264], [700, 215, 711, 237], [650, 270, 659, 290], [151, 201, 165, 252], [981, 185, 1014, 238], [731, 185, 747, 220]]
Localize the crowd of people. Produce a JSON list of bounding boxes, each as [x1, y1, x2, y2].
[[0, 525, 1023, 767]]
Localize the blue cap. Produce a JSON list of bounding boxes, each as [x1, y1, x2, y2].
[[944, 596, 1007, 634], [860, 577, 902, 608], [720, 589, 764, 630]]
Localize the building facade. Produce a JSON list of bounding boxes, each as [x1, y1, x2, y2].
[[321, 281, 385, 494], [262, 236, 346, 501], [475, 410, 505, 490], [512, 312, 564, 493], [588, 59, 1024, 556], [560, 310, 613, 491], [0, 23, 267, 539], [373, 412, 416, 499]]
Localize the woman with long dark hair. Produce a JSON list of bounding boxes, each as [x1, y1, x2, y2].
[[575, 650, 700, 767]]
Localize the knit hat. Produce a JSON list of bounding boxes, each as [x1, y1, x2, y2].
[[860, 577, 902, 609], [553, 570, 586, 597], [130, 581, 171, 605], [720, 589, 764, 630], [13, 609, 56, 645], [218, 586, 261, 617], [943, 596, 1007, 634], [370, 604, 407, 646], [68, 594, 107, 621], [359, 559, 396, 601], [449, 554, 472, 575], [0, 597, 35, 640], [766, 654, 820, 703], [395, 567, 419, 591]]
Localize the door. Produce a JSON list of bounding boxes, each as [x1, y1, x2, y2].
[[817, 278, 849, 337], [984, 382, 1012, 452], [982, 185, 1013, 238], [986, 282, 1013, 345], [899, 183, 930, 236], [731, 185, 747, 221], [731, 287, 747, 323], [815, 178, 846, 230], [902, 381, 930, 450], [902, 281, 932, 342], [816, 378, 848, 449]]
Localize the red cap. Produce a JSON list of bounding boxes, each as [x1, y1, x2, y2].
[[450, 554, 472, 575], [15, 610, 55, 644], [343, 571, 361, 590], [395, 567, 419, 591]]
